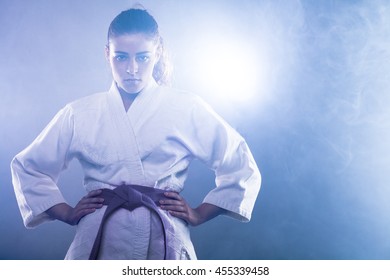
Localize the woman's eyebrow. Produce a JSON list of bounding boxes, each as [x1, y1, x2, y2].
[[136, 51, 152, 55], [113, 51, 128, 55], [113, 51, 152, 55]]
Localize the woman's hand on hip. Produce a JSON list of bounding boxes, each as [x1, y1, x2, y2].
[[46, 189, 104, 225], [159, 192, 226, 226]]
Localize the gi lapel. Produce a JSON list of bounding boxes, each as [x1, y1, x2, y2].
[[106, 82, 147, 184]]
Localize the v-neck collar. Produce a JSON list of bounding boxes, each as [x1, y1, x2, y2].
[[109, 80, 158, 124]]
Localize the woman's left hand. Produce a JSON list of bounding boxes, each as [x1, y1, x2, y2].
[[159, 192, 201, 226], [159, 192, 226, 226]]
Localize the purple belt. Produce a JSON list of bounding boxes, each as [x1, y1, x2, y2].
[[89, 184, 168, 260]]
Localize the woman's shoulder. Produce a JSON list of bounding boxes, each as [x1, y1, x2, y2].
[[65, 91, 108, 112], [158, 85, 205, 106]]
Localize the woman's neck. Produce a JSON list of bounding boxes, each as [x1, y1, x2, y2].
[[119, 89, 138, 112]]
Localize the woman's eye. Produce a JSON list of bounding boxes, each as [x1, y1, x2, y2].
[[114, 55, 128, 62], [136, 55, 150, 63]]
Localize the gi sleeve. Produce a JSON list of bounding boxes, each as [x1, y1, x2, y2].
[[188, 97, 261, 222], [10, 105, 75, 228]]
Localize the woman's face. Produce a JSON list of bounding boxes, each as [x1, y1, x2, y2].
[[106, 33, 160, 94]]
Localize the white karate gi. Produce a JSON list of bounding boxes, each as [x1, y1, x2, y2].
[[11, 80, 261, 259]]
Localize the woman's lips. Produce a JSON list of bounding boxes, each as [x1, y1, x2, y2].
[[124, 78, 141, 84]]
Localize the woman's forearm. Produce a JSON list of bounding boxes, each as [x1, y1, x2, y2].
[[46, 203, 74, 224], [193, 203, 227, 226]]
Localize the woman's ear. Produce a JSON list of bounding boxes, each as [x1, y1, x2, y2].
[[105, 45, 110, 62], [155, 39, 163, 62]]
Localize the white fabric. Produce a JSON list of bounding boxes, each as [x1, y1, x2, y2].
[[11, 80, 261, 259]]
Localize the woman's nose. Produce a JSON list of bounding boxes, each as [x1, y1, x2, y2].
[[126, 59, 138, 74]]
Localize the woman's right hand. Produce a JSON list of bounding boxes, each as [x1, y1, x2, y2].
[[46, 189, 104, 225]]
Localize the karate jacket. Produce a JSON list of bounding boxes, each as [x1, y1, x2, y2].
[[11, 80, 261, 259]]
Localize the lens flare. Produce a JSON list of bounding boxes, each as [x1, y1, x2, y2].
[[192, 39, 264, 104]]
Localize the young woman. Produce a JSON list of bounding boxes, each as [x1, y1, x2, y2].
[[11, 8, 261, 260]]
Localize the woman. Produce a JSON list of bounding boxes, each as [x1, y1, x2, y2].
[[11, 8, 261, 260]]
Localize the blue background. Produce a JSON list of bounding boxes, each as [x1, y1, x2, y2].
[[1, 0, 390, 259]]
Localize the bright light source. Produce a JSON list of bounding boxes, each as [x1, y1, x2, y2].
[[193, 38, 263, 104]]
